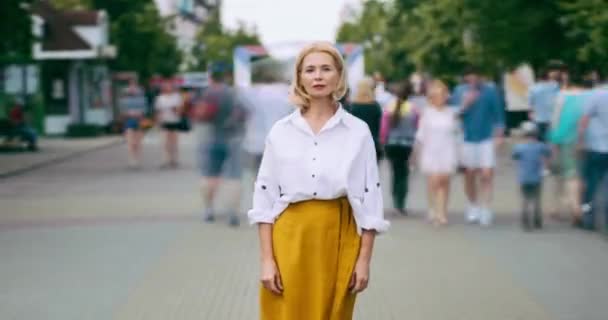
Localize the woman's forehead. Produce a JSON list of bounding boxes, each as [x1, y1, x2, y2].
[[302, 51, 335, 67]]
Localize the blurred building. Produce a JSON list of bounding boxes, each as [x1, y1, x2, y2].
[[154, 0, 222, 71], [31, 0, 116, 134]]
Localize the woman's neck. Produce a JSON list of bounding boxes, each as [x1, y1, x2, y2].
[[430, 103, 446, 110], [306, 98, 337, 119]]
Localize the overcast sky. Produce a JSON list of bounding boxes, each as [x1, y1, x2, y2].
[[222, 0, 358, 45]]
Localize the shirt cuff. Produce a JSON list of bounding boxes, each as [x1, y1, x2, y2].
[[247, 209, 276, 225], [357, 215, 390, 234]]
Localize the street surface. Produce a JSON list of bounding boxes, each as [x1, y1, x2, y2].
[[1, 131, 607, 320]]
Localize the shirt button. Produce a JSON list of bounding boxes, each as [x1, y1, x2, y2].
[[312, 174, 316, 178], [313, 192, 317, 196], [314, 142, 318, 146], [313, 157, 316, 161]]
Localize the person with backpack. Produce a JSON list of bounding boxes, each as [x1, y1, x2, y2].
[[379, 81, 420, 215], [193, 63, 246, 227]]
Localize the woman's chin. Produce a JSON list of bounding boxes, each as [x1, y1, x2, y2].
[[309, 93, 332, 101]]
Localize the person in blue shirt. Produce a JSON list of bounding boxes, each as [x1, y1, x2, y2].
[[528, 66, 561, 142], [450, 66, 505, 226], [512, 121, 551, 230], [578, 83, 608, 231]]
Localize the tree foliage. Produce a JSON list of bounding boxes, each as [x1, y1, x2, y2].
[[336, 0, 608, 81], [0, 0, 35, 64], [192, 16, 261, 71]]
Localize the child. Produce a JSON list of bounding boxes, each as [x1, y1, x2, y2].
[[512, 121, 552, 230]]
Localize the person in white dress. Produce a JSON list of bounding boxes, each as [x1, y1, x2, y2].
[[412, 80, 459, 226]]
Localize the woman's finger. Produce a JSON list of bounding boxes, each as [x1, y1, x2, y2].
[[266, 279, 279, 295], [348, 272, 356, 291], [354, 277, 369, 293], [275, 273, 284, 292]]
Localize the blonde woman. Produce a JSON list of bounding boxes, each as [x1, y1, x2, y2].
[[349, 77, 383, 159], [248, 42, 389, 320], [412, 80, 459, 226]]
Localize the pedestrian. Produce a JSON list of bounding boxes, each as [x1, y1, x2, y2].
[[247, 41, 389, 320], [528, 65, 561, 142], [379, 81, 420, 215], [349, 77, 383, 160], [119, 79, 147, 168], [578, 83, 608, 231], [154, 81, 183, 168], [547, 77, 592, 224], [512, 121, 551, 230], [412, 80, 459, 225], [373, 71, 396, 110], [7, 98, 37, 151], [239, 72, 292, 214], [450, 66, 505, 226], [193, 63, 246, 227]]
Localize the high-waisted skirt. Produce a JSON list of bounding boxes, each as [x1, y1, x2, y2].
[[260, 197, 362, 320]]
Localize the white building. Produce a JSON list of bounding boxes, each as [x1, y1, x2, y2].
[[154, 0, 221, 70]]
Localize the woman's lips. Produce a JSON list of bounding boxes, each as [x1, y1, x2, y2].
[[312, 84, 326, 89]]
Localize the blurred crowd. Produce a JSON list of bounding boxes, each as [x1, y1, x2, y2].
[[116, 60, 608, 233]]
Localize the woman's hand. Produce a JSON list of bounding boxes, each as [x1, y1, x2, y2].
[[349, 258, 370, 294], [261, 259, 283, 295]]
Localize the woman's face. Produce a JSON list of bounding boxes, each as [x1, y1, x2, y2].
[[428, 87, 448, 107], [299, 51, 340, 100]]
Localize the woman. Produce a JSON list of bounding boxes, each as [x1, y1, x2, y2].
[[379, 81, 419, 215], [154, 82, 183, 168], [349, 78, 383, 160], [547, 78, 591, 225], [247, 42, 389, 320], [412, 80, 459, 226], [119, 79, 148, 168]]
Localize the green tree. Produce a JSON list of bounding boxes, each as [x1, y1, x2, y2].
[[108, 2, 181, 79], [193, 17, 261, 71], [336, 0, 394, 77], [0, 0, 34, 64], [560, 0, 608, 73], [52, 0, 91, 9]]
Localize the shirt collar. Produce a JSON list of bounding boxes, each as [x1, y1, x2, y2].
[[288, 103, 351, 135]]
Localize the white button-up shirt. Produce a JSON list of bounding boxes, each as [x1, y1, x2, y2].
[[247, 105, 390, 234]]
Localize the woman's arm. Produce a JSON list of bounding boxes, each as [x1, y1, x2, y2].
[[350, 229, 376, 293], [258, 223, 283, 295]]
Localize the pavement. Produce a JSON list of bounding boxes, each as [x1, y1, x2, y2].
[[0, 135, 123, 178], [1, 130, 607, 320]]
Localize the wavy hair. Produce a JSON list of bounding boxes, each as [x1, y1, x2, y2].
[[288, 42, 348, 111]]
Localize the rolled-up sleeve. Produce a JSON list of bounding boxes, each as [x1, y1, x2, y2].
[[247, 138, 280, 224], [359, 134, 390, 233]]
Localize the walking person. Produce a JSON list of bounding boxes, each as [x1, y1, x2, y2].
[[349, 77, 383, 160], [412, 80, 459, 225], [239, 73, 292, 213], [379, 81, 420, 215], [248, 42, 389, 320], [450, 66, 505, 226], [578, 84, 608, 231], [154, 81, 183, 168], [512, 122, 552, 230], [119, 79, 148, 169], [528, 65, 561, 142], [547, 78, 592, 224], [193, 64, 246, 226]]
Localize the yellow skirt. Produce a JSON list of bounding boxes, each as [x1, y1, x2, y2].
[[260, 197, 361, 320]]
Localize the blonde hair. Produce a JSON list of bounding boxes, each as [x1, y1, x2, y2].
[[289, 42, 348, 110], [352, 77, 376, 104], [426, 80, 449, 107]]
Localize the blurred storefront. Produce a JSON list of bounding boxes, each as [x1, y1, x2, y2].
[[31, 0, 116, 135]]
